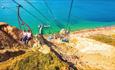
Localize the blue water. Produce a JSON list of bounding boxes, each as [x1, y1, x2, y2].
[[0, 0, 115, 34]]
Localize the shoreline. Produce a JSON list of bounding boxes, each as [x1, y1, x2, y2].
[[1, 22, 115, 36], [72, 25, 115, 37], [43, 25, 115, 37]]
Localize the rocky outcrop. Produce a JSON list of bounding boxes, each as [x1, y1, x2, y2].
[[0, 22, 23, 49], [0, 22, 22, 40]]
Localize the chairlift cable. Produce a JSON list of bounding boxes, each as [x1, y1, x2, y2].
[[66, 0, 74, 30], [24, 0, 50, 23], [17, 5, 22, 29], [43, 0, 64, 29], [17, 5, 32, 32], [12, 0, 46, 24]]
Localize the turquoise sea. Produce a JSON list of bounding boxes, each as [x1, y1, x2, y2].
[[0, 0, 115, 34]]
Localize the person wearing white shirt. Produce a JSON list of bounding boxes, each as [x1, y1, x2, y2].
[[21, 30, 32, 44]]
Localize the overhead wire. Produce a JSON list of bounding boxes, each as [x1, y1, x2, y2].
[[43, 0, 64, 29], [12, 0, 74, 33], [25, 0, 57, 34], [24, 0, 50, 23], [12, 0, 46, 24], [17, 5, 22, 29], [21, 0, 54, 34], [66, 0, 74, 30], [17, 5, 32, 32]]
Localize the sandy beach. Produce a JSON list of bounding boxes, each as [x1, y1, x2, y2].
[[72, 26, 115, 37]]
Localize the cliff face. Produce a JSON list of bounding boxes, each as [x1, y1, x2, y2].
[[0, 22, 22, 49]]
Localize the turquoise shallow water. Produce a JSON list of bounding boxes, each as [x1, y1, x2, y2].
[[0, 0, 115, 34], [3, 19, 115, 35]]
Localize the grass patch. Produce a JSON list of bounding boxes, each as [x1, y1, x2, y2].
[[89, 34, 115, 46], [0, 50, 69, 70]]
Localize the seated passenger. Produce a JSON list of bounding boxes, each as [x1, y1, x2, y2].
[[21, 30, 32, 44]]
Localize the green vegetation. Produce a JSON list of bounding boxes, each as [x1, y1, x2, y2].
[[5, 51, 69, 70], [89, 34, 115, 46]]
